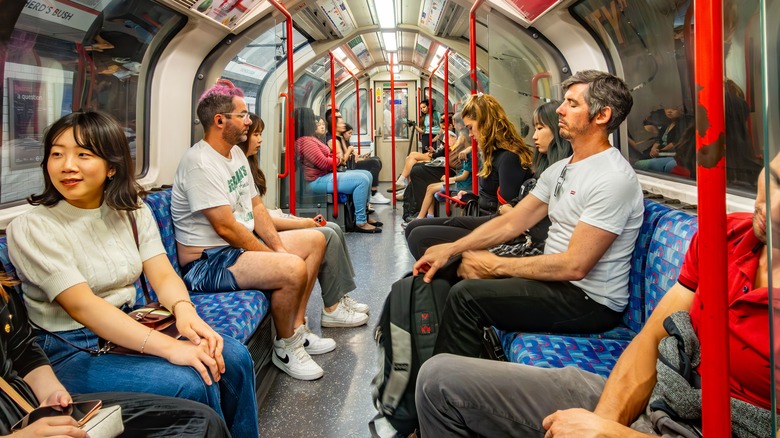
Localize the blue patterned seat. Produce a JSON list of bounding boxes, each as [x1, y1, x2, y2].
[[142, 190, 270, 343], [501, 203, 698, 377]]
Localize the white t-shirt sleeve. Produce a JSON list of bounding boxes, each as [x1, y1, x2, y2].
[[579, 171, 638, 235], [7, 215, 87, 302], [529, 162, 558, 203], [134, 204, 166, 262]]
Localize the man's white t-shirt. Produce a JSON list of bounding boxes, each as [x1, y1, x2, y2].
[[530, 147, 644, 312], [171, 139, 258, 247]]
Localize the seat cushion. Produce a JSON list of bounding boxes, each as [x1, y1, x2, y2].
[[644, 210, 698, 319], [507, 333, 630, 378], [190, 291, 269, 343], [143, 190, 181, 275]]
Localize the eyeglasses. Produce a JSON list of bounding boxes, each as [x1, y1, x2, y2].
[[553, 165, 568, 198], [222, 112, 250, 121]]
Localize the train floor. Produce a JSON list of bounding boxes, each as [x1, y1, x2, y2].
[[258, 184, 414, 437]]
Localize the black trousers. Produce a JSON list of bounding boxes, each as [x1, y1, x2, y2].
[[433, 278, 623, 358], [73, 392, 230, 438], [355, 157, 382, 187], [405, 215, 492, 260]]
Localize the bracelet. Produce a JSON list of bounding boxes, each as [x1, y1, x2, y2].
[[140, 327, 153, 354], [170, 299, 195, 316]]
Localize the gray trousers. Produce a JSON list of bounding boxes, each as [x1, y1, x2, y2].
[[416, 354, 658, 437], [313, 222, 356, 307]]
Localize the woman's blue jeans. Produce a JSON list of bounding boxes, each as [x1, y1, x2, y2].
[[634, 157, 676, 173], [37, 328, 259, 438], [309, 169, 372, 224]]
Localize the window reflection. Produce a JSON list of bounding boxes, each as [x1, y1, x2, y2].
[[1, 0, 181, 204]]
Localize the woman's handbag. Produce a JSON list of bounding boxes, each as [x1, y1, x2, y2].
[[99, 213, 181, 355]]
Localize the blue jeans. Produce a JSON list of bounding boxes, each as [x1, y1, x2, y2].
[[37, 327, 259, 438], [309, 169, 372, 224], [634, 157, 676, 173]]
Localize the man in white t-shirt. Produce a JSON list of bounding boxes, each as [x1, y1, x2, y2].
[[171, 81, 328, 381], [413, 70, 643, 358]]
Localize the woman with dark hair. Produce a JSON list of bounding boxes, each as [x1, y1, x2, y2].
[[6, 111, 258, 437], [531, 100, 573, 175], [337, 120, 388, 205], [413, 99, 441, 150], [404, 94, 535, 264], [238, 114, 369, 326], [0, 272, 231, 436], [295, 107, 382, 233]]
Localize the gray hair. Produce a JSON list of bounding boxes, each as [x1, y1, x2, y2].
[[561, 70, 633, 133]]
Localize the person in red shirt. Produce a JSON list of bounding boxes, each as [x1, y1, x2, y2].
[[414, 154, 780, 437]]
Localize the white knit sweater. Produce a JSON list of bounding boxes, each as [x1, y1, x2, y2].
[[7, 201, 165, 331]]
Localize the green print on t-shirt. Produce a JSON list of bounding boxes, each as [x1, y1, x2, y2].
[[227, 166, 248, 193]]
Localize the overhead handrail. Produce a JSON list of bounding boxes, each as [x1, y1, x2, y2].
[[429, 50, 450, 215], [268, 0, 296, 214], [331, 55, 361, 154], [469, 0, 486, 194], [694, 0, 730, 436], [531, 71, 551, 108], [277, 92, 290, 178], [329, 52, 340, 217]]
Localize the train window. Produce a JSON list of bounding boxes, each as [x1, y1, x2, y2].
[[1, 0, 183, 205], [338, 89, 368, 137], [382, 88, 410, 140], [571, 0, 766, 193]]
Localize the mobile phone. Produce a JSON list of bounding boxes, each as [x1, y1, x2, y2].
[[313, 215, 326, 226], [13, 400, 102, 430]]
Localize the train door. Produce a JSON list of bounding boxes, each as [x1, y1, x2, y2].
[[373, 81, 417, 181]]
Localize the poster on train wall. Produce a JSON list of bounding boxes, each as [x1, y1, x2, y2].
[[507, 0, 562, 23], [20, 0, 107, 32], [318, 0, 356, 36], [7, 79, 45, 171], [192, 0, 260, 28]]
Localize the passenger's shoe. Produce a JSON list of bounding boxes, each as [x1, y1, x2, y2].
[[340, 294, 370, 314], [387, 183, 406, 192], [396, 191, 405, 201], [321, 302, 369, 327], [369, 192, 391, 204], [272, 330, 324, 380], [296, 321, 336, 355]]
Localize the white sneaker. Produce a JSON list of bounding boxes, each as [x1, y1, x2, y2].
[[340, 294, 370, 314], [272, 330, 324, 380], [321, 303, 369, 328], [369, 192, 391, 204], [297, 322, 336, 355]]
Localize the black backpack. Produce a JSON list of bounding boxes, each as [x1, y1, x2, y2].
[[369, 274, 450, 436]]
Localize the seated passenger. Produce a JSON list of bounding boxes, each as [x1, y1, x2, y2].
[[324, 110, 388, 205], [295, 107, 382, 233], [404, 94, 536, 259], [416, 155, 778, 438], [413, 71, 643, 357], [413, 130, 472, 220], [392, 113, 460, 192], [634, 104, 692, 173], [238, 113, 369, 327], [0, 271, 231, 437], [170, 82, 330, 381], [6, 111, 258, 436]]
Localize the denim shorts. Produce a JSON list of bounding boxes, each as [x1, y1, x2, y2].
[[182, 246, 244, 292]]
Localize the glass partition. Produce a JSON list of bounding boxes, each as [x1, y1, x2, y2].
[[571, 0, 764, 193], [1, 0, 183, 204], [488, 11, 568, 143], [338, 88, 368, 137]]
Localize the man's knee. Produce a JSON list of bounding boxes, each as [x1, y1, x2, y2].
[[417, 354, 459, 403]]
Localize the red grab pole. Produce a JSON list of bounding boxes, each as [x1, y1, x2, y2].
[[329, 52, 340, 217], [390, 53, 397, 207], [694, 0, 730, 436], [268, 0, 296, 214], [430, 51, 450, 215], [468, 0, 485, 194]]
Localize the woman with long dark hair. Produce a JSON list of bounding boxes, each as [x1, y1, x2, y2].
[[6, 111, 258, 437]]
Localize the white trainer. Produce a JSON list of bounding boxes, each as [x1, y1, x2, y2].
[[340, 294, 370, 314], [369, 192, 391, 204], [296, 322, 336, 355], [272, 330, 324, 380], [321, 302, 369, 328]]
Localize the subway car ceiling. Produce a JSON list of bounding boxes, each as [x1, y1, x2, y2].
[[3, 0, 768, 227]]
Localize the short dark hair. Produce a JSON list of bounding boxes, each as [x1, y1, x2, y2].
[[29, 111, 142, 210], [197, 80, 245, 131], [561, 70, 633, 133]]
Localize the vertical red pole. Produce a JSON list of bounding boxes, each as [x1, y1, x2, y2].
[[695, 0, 730, 436], [391, 54, 397, 207], [443, 50, 451, 216], [356, 77, 361, 155], [330, 52, 339, 217], [268, 0, 296, 214], [469, 0, 484, 194], [428, 73, 433, 150]]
